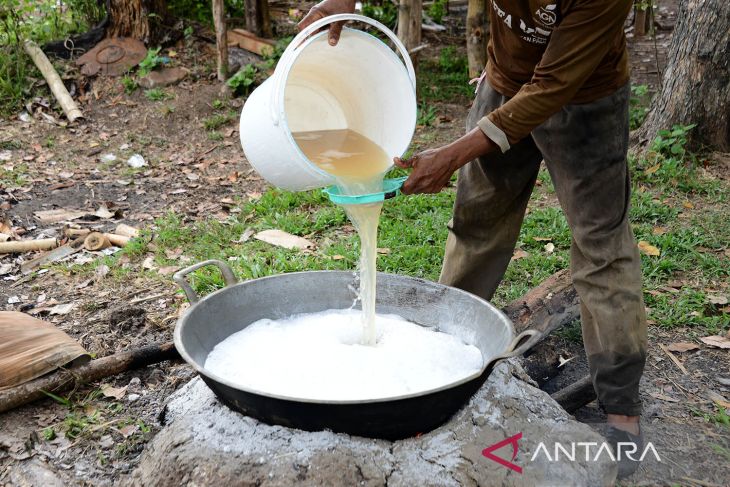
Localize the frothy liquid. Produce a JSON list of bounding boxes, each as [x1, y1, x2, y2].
[[293, 129, 391, 345], [204, 309, 483, 401]]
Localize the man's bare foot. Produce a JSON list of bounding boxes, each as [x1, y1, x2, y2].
[[607, 414, 640, 435]]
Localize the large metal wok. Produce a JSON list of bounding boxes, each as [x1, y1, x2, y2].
[[173, 260, 541, 440]]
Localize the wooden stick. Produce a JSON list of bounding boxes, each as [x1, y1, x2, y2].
[[0, 342, 179, 414], [551, 375, 596, 413], [659, 343, 689, 375], [104, 233, 130, 247], [84, 232, 110, 251], [0, 238, 58, 254], [114, 223, 139, 238], [212, 0, 228, 81], [23, 40, 83, 122]]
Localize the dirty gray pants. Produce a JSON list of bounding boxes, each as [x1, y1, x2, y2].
[[440, 81, 648, 416]]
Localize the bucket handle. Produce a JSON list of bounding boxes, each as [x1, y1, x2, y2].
[[485, 329, 543, 369], [173, 259, 238, 304], [270, 13, 417, 125]]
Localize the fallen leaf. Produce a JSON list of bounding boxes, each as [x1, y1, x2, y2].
[[644, 163, 661, 175], [158, 266, 178, 276], [532, 237, 552, 242], [331, 255, 345, 260], [652, 226, 667, 236], [49, 303, 75, 315], [34, 208, 87, 223], [142, 256, 157, 270], [700, 335, 730, 349], [235, 228, 254, 243], [119, 424, 138, 438], [649, 392, 679, 403], [376, 248, 391, 255], [665, 342, 699, 353], [511, 249, 529, 261], [544, 242, 555, 254], [706, 390, 730, 409], [254, 230, 314, 250], [95, 204, 115, 219], [0, 263, 13, 275], [558, 355, 574, 367], [682, 201, 694, 209], [638, 241, 661, 256], [707, 295, 728, 305], [100, 383, 128, 400]]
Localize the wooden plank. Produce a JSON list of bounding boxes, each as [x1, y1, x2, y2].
[[227, 29, 275, 56]]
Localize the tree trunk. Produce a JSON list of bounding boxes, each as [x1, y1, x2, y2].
[[398, 0, 422, 68], [638, 0, 730, 151], [466, 0, 488, 77], [107, 0, 168, 44], [245, 0, 272, 38], [212, 0, 228, 81]]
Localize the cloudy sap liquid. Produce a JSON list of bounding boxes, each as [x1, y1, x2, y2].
[[293, 129, 391, 345]]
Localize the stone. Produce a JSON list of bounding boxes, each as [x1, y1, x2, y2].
[[127, 361, 616, 486], [6, 458, 65, 487], [138, 67, 189, 89]]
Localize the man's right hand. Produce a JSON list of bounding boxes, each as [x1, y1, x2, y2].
[[298, 0, 356, 46]]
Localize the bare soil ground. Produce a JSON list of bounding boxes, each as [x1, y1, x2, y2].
[[1, 3, 728, 486]]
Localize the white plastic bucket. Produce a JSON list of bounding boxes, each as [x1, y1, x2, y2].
[[239, 14, 417, 191]]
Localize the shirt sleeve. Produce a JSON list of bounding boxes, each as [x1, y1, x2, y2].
[[479, 0, 633, 150]]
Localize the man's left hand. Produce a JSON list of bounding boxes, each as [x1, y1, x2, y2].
[[394, 148, 458, 194]]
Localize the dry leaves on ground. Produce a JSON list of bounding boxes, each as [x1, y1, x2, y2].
[[665, 342, 699, 353], [638, 240, 661, 256], [700, 335, 730, 349], [254, 229, 315, 250]]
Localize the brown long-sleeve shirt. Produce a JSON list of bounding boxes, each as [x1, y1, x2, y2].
[[477, 0, 633, 150]]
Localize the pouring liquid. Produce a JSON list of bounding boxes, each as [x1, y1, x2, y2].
[[293, 129, 392, 346]]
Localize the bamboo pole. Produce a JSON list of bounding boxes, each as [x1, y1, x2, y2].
[[114, 224, 140, 238], [0, 238, 58, 254], [105, 233, 130, 247], [84, 232, 110, 251], [212, 0, 228, 81], [23, 40, 83, 122]]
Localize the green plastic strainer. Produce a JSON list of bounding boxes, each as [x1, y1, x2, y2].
[[323, 177, 408, 205]]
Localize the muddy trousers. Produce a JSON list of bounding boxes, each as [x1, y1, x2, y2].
[[440, 81, 648, 416]]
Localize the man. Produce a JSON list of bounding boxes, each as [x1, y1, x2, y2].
[[301, 0, 647, 478]]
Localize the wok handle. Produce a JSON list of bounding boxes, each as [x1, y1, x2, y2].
[[486, 329, 543, 368], [173, 259, 238, 304]]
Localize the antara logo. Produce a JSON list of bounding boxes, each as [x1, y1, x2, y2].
[[482, 433, 661, 473]]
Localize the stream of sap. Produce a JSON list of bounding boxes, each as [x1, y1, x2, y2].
[[293, 129, 392, 346]]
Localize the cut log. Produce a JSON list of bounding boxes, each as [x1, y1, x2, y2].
[[212, 0, 228, 81], [84, 232, 111, 251], [22, 40, 83, 122], [105, 233, 131, 247], [114, 223, 140, 238], [502, 269, 581, 387], [227, 28, 275, 56], [0, 342, 179, 414], [551, 375, 596, 413]]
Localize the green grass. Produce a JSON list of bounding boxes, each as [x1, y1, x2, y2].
[[203, 112, 235, 131], [0, 163, 28, 187], [418, 47, 472, 103], [144, 88, 174, 102]]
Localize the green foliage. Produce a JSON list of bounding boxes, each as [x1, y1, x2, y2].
[[261, 36, 293, 70], [428, 0, 447, 24], [121, 75, 138, 94], [629, 84, 650, 130], [203, 112, 235, 131], [0, 0, 102, 115], [138, 47, 164, 77], [361, 1, 398, 29], [144, 88, 173, 101], [651, 124, 696, 158], [227, 64, 258, 96], [211, 99, 225, 110], [439, 46, 468, 74], [417, 104, 437, 127]]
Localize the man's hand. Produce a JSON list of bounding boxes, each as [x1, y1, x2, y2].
[[395, 127, 498, 195], [298, 0, 356, 46], [395, 148, 459, 194]]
